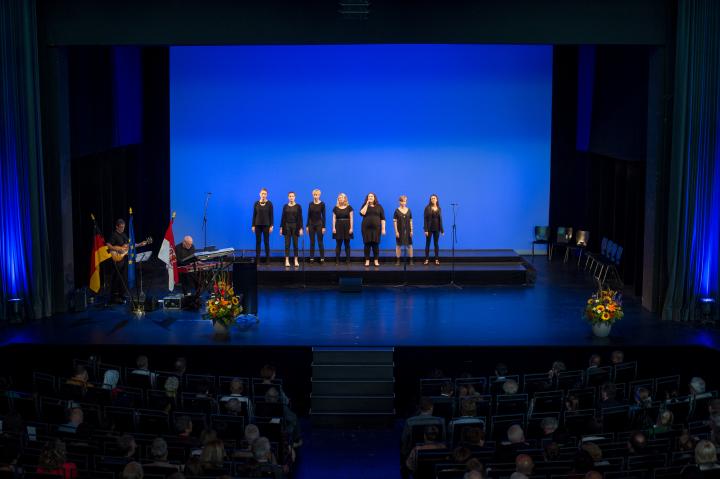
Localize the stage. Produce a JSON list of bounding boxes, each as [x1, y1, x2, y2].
[[1, 257, 718, 350]]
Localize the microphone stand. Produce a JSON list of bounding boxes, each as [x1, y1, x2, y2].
[[450, 203, 462, 289], [202, 193, 211, 250]]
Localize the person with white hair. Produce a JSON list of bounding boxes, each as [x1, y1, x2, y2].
[[102, 369, 120, 390], [306, 189, 326, 263], [690, 377, 707, 396], [695, 440, 720, 470], [496, 424, 530, 462], [175, 235, 197, 294], [143, 437, 179, 472]]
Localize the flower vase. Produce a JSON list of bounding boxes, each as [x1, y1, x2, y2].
[[213, 321, 230, 338], [592, 322, 612, 338]]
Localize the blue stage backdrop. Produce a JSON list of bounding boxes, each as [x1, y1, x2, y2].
[[170, 45, 552, 252]]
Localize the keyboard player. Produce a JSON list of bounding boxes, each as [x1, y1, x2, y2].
[[176, 235, 198, 295]]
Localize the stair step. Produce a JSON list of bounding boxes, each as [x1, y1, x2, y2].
[[312, 347, 394, 365], [312, 363, 394, 379], [311, 394, 395, 412], [310, 410, 396, 428], [311, 379, 394, 395]]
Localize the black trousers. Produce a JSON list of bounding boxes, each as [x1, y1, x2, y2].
[[179, 272, 199, 294], [425, 231, 440, 259], [284, 234, 299, 258], [364, 242, 379, 261], [110, 259, 128, 299], [308, 225, 325, 258], [335, 239, 351, 260], [255, 225, 271, 259]]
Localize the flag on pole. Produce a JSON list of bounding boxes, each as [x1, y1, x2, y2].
[[158, 212, 179, 291], [128, 207, 136, 289], [88, 214, 111, 293]]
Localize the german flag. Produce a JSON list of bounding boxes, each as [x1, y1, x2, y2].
[[89, 215, 111, 293]]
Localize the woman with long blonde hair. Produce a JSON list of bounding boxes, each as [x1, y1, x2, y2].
[[332, 193, 354, 264]]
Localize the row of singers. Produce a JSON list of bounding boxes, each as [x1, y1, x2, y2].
[[251, 189, 444, 268]]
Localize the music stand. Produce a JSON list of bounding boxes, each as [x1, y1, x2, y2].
[[132, 251, 153, 315]]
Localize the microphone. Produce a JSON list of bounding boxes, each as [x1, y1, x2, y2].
[[206, 192, 213, 195], [450, 202, 459, 206]]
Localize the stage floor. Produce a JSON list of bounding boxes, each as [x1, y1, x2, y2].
[[2, 259, 719, 350]]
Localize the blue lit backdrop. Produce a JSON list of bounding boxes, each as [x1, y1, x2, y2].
[[170, 45, 552, 251]]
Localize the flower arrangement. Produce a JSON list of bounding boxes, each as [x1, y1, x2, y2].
[[204, 280, 242, 328], [584, 288, 624, 325]]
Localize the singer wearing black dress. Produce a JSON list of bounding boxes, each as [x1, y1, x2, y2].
[[393, 195, 414, 266], [251, 188, 274, 264], [306, 189, 326, 264], [280, 192, 304, 269], [360, 192, 386, 267], [332, 193, 354, 264], [423, 194, 444, 265]]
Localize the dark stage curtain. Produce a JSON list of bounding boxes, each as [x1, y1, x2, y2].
[[663, 0, 720, 321], [0, 0, 53, 319]]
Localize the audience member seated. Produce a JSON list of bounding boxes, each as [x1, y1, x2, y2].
[[610, 350, 624, 365], [58, 406, 84, 434], [0, 445, 23, 477], [130, 355, 158, 388], [265, 386, 302, 448], [198, 439, 229, 476], [465, 458, 485, 478], [143, 437, 180, 472], [174, 357, 188, 378], [539, 416, 569, 444], [102, 369, 121, 391], [547, 360, 567, 385], [459, 427, 492, 452], [627, 430, 648, 456], [464, 470, 483, 479], [406, 425, 447, 473], [449, 398, 484, 441], [65, 365, 94, 391], [652, 409, 674, 436], [233, 424, 260, 459], [220, 377, 254, 418], [490, 363, 510, 394], [236, 436, 284, 479], [36, 439, 78, 479], [569, 450, 595, 476], [598, 382, 623, 409], [502, 379, 519, 395], [696, 440, 720, 471], [496, 425, 531, 462], [588, 354, 601, 368], [512, 453, 534, 479], [581, 442, 610, 472], [401, 397, 445, 458], [122, 461, 144, 479], [174, 415, 197, 445]]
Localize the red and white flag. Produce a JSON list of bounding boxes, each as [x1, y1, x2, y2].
[[158, 213, 179, 291]]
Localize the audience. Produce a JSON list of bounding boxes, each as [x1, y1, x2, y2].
[[66, 365, 93, 390], [610, 350, 624, 364], [36, 439, 77, 478], [130, 355, 158, 388], [57, 406, 84, 434], [514, 453, 534, 478], [122, 461, 144, 479], [695, 440, 720, 471], [405, 425, 447, 472], [143, 437, 180, 472]]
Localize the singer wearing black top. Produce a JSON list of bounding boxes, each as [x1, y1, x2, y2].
[[423, 194, 444, 265], [252, 188, 274, 264], [360, 192, 386, 267], [332, 193, 354, 265], [175, 235, 198, 294], [306, 189, 326, 264], [106, 218, 129, 303], [280, 192, 304, 269], [393, 195, 414, 266]]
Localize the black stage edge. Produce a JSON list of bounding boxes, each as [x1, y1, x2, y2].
[[253, 249, 535, 286]]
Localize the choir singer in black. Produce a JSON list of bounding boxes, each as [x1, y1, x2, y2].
[[307, 189, 326, 264], [251, 188, 274, 264], [280, 192, 303, 269]]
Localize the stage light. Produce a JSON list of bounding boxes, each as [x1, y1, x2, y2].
[[5, 298, 25, 324]]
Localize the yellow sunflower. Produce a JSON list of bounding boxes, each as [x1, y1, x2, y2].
[[601, 312, 611, 320], [208, 305, 217, 314], [595, 305, 605, 312], [232, 297, 239, 305]]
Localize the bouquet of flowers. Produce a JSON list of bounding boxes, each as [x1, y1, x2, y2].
[[584, 288, 624, 325], [204, 280, 242, 327]]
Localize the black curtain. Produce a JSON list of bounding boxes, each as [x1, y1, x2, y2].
[[0, 0, 53, 319]]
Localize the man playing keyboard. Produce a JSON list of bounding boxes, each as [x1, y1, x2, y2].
[[176, 235, 198, 294]]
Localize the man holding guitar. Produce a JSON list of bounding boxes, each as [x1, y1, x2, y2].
[[106, 219, 129, 303], [106, 218, 151, 303]]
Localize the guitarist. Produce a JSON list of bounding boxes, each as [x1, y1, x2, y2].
[[106, 218, 129, 303]]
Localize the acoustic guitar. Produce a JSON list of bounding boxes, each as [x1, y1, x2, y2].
[[109, 237, 153, 262]]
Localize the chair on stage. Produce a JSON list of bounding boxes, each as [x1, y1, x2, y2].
[[531, 226, 551, 260], [549, 227, 573, 261], [564, 230, 590, 266]]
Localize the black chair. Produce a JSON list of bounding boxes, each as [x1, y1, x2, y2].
[[564, 230, 589, 266], [613, 361, 638, 383], [654, 465, 687, 478], [105, 406, 136, 432], [526, 412, 560, 439], [664, 396, 692, 424], [253, 400, 283, 419], [211, 414, 245, 442], [489, 375, 520, 395], [531, 390, 563, 413], [522, 373, 552, 395], [136, 409, 170, 435], [531, 226, 551, 260], [600, 405, 630, 433], [564, 409, 596, 437], [586, 366, 612, 388], [490, 413, 525, 442], [419, 377, 453, 396], [142, 465, 182, 477], [126, 371, 154, 389], [172, 411, 207, 436], [584, 236, 608, 271], [251, 378, 283, 398], [184, 373, 217, 394], [627, 453, 668, 470], [83, 386, 113, 406], [557, 370, 584, 390], [495, 393, 528, 415], [38, 396, 66, 424], [567, 388, 595, 410], [455, 376, 487, 395], [654, 375, 681, 400], [58, 381, 86, 401], [431, 395, 455, 424], [181, 393, 217, 415], [549, 226, 573, 261], [32, 372, 57, 396], [10, 393, 39, 422]]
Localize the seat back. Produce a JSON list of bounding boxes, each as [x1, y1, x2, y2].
[[575, 230, 590, 246], [556, 227, 573, 244], [534, 226, 549, 241]]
